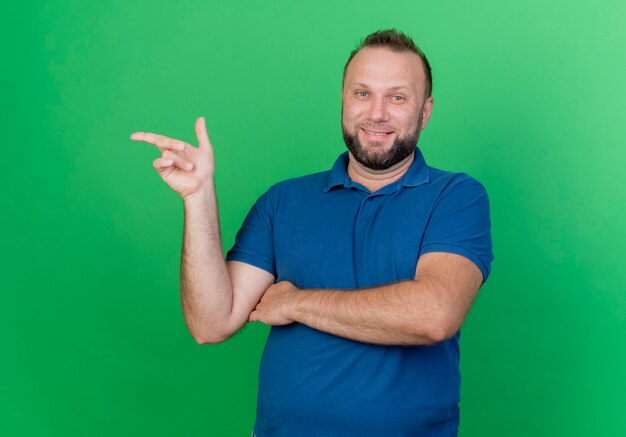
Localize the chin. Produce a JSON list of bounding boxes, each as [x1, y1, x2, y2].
[[361, 143, 393, 159]]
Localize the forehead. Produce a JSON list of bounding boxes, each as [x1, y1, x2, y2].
[[344, 46, 425, 91]]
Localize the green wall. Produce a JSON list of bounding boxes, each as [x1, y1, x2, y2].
[[2, 0, 624, 435]]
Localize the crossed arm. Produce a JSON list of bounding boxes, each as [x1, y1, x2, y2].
[[245, 252, 483, 346], [189, 248, 482, 347]]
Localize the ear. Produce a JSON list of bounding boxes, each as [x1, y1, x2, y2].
[[420, 96, 435, 130]]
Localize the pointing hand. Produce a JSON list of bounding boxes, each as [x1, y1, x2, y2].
[[131, 117, 215, 199]]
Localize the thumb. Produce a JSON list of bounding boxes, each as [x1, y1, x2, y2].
[[195, 116, 212, 150]]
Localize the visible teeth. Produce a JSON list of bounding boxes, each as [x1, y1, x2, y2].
[[365, 130, 389, 136]]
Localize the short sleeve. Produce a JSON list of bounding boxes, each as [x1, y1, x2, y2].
[[226, 189, 276, 277], [419, 178, 494, 283]]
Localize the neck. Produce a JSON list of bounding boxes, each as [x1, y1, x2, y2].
[[347, 151, 415, 193]]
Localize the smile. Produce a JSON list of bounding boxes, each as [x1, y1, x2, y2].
[[361, 128, 394, 138]]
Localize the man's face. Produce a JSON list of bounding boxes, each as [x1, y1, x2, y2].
[[341, 47, 434, 170]]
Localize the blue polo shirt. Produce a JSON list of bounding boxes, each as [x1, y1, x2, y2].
[[226, 147, 493, 437]]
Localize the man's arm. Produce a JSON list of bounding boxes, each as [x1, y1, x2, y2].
[[182, 188, 274, 344], [131, 117, 274, 345], [248, 252, 483, 346]]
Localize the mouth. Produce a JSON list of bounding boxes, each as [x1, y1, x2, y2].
[[360, 128, 395, 140]]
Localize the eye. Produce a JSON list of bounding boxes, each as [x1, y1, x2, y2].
[[356, 91, 369, 97], [391, 95, 405, 102]]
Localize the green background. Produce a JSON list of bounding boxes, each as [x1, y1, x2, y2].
[[2, 0, 625, 435]]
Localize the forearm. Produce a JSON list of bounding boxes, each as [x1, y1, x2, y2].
[[180, 184, 234, 343], [292, 281, 447, 346], [250, 253, 481, 346]]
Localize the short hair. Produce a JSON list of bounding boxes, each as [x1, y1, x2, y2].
[[342, 29, 433, 98]]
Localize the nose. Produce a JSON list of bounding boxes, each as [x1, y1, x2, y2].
[[366, 96, 391, 123]]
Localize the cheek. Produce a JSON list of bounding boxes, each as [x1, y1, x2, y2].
[[394, 110, 420, 130], [342, 101, 366, 123]]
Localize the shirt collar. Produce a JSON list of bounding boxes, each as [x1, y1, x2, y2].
[[324, 147, 430, 192]]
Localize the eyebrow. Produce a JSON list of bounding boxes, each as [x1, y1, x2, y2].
[[352, 83, 410, 92]]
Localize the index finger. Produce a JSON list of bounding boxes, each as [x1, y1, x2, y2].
[[130, 132, 186, 151], [130, 131, 159, 143]]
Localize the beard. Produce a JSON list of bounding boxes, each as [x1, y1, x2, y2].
[[341, 111, 423, 171]]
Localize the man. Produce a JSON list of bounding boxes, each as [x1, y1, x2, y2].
[[131, 29, 493, 436]]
